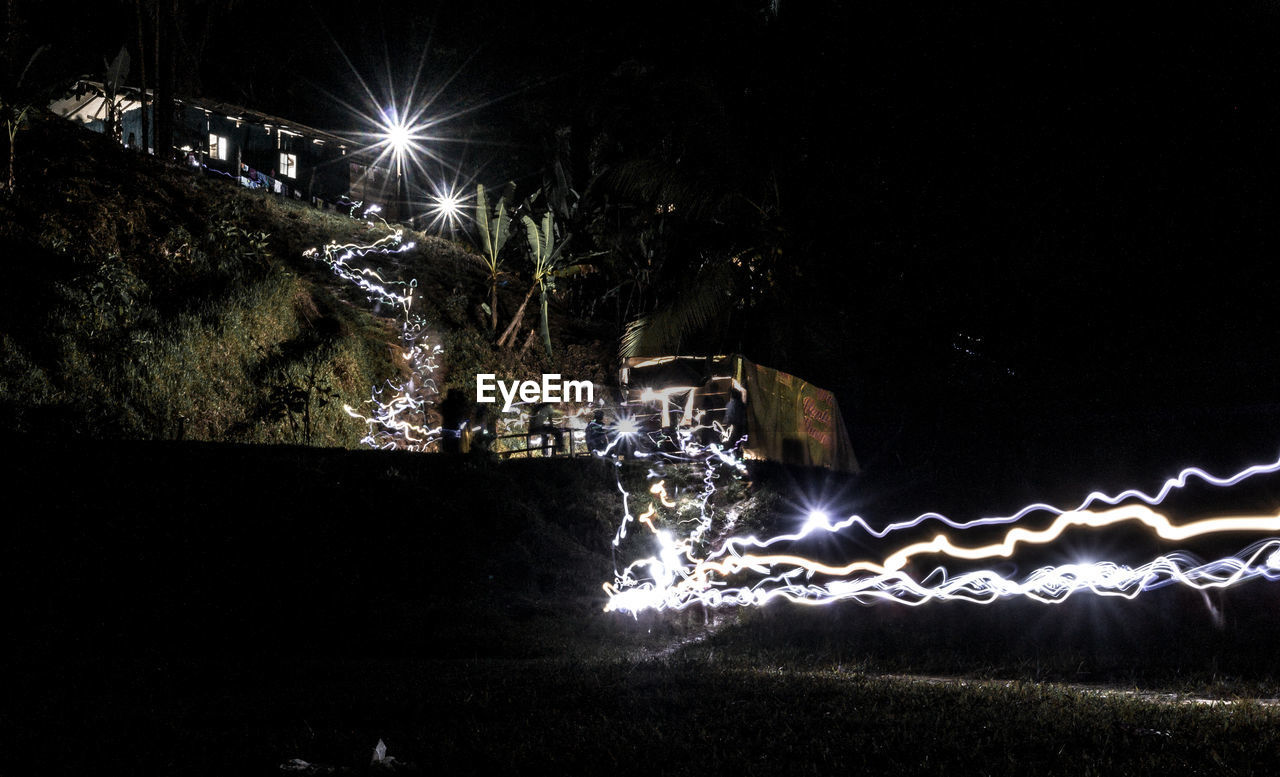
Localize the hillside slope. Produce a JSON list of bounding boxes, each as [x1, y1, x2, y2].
[[0, 110, 612, 446]]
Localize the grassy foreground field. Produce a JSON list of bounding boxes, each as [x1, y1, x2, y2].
[[6, 437, 1280, 775]]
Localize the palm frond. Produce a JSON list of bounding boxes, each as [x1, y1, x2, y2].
[[476, 182, 515, 271], [620, 314, 653, 358], [494, 198, 510, 257], [619, 267, 732, 357], [522, 214, 543, 266], [544, 233, 572, 268], [540, 211, 554, 261]]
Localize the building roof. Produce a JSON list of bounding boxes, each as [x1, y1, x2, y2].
[[174, 93, 357, 151], [51, 80, 377, 162], [50, 81, 144, 125]]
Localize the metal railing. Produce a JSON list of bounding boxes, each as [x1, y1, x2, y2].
[[494, 428, 592, 459]]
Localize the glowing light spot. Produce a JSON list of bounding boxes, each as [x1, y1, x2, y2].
[[435, 192, 460, 217], [803, 509, 833, 533], [385, 120, 411, 154]]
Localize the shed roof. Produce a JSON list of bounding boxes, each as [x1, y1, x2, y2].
[[51, 80, 377, 161]]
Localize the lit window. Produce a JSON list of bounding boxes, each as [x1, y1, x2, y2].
[[280, 153, 297, 178], [208, 134, 227, 160]]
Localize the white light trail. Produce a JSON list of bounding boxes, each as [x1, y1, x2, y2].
[[305, 227, 443, 451], [604, 436, 1280, 615]]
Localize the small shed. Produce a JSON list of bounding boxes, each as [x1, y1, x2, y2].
[[51, 81, 394, 211], [173, 96, 366, 204], [620, 355, 860, 473]]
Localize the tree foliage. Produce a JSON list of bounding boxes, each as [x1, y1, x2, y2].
[[520, 210, 571, 358], [474, 181, 515, 332], [0, 23, 48, 195]]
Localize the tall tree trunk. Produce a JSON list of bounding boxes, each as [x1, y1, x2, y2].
[[136, 0, 149, 153], [105, 98, 119, 144], [489, 280, 498, 332], [539, 286, 553, 358], [154, 0, 174, 160], [7, 126, 15, 194], [5, 106, 27, 195]]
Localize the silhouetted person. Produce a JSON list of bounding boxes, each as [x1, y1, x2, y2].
[[724, 388, 747, 446], [439, 389, 470, 454], [586, 409, 609, 454], [529, 402, 562, 456], [471, 404, 497, 454]]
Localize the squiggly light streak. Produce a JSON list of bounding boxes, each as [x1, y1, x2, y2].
[[303, 231, 418, 313], [880, 505, 1280, 572], [305, 227, 443, 451], [651, 506, 1280, 583], [607, 540, 1280, 613], [709, 454, 1280, 561], [824, 455, 1280, 542], [604, 434, 1280, 614]]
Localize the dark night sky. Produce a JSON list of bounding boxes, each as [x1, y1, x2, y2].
[[24, 1, 1280, 467]]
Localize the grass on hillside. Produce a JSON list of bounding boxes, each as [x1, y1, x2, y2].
[[0, 111, 614, 446]]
